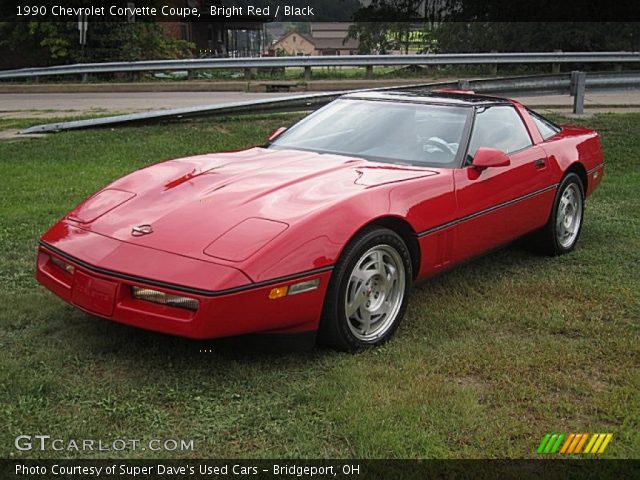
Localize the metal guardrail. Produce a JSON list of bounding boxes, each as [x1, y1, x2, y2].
[[3, 52, 640, 80], [21, 90, 353, 134], [19, 71, 640, 134]]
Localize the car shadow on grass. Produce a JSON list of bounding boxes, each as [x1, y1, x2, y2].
[[76, 319, 327, 362]]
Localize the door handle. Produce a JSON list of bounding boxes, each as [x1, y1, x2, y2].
[[534, 158, 546, 169]]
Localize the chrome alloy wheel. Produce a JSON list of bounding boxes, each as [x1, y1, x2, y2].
[[344, 245, 406, 342], [556, 183, 583, 248]]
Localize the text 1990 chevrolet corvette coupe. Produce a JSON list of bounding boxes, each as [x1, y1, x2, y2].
[[36, 90, 604, 351]]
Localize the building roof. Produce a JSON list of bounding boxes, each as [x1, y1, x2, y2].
[[296, 32, 316, 45], [266, 24, 286, 42], [272, 30, 358, 51], [308, 22, 358, 50], [272, 31, 315, 47], [310, 22, 352, 32]]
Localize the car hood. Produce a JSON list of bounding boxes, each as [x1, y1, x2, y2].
[[66, 147, 437, 263]]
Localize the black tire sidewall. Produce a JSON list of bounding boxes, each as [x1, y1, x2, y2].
[[321, 227, 413, 351]]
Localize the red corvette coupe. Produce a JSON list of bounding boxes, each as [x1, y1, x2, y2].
[[37, 90, 604, 350]]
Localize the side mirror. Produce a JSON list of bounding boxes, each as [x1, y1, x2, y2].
[[268, 127, 287, 142], [472, 147, 511, 170]]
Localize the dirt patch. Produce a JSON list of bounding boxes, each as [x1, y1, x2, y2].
[[0, 128, 48, 140]]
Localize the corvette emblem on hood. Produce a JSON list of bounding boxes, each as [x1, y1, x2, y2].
[[131, 224, 153, 236]]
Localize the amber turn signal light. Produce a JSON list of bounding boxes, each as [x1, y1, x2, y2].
[[268, 286, 289, 299]]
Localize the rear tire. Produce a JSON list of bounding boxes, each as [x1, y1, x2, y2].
[[533, 173, 585, 256], [320, 227, 412, 351]]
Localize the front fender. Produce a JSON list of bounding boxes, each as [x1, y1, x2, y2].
[[242, 191, 392, 282]]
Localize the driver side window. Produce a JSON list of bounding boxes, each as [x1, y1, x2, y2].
[[467, 106, 532, 162]]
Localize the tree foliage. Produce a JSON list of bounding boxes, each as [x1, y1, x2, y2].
[[435, 22, 640, 53], [347, 1, 416, 54], [349, 1, 640, 54], [282, 22, 311, 35], [0, 21, 193, 68]]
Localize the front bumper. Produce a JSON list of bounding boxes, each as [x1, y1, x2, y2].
[[36, 244, 331, 339]]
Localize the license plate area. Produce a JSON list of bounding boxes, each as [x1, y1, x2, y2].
[[71, 270, 117, 316]]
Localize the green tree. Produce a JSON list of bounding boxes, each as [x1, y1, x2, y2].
[[0, 21, 194, 68], [282, 22, 311, 35], [349, 0, 447, 54], [435, 22, 640, 53], [348, 22, 395, 54]]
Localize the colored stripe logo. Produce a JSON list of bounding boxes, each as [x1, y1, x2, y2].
[[537, 433, 613, 454]]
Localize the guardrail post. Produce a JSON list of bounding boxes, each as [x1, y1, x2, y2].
[[365, 65, 373, 79], [304, 66, 312, 81], [244, 68, 252, 80], [570, 71, 586, 115], [490, 50, 498, 76], [552, 49, 562, 74], [81, 73, 88, 83]]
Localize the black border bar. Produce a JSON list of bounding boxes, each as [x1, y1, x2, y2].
[[2, 1, 640, 22], [2, 459, 639, 480]]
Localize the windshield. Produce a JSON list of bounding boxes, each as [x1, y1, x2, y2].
[[269, 98, 471, 167]]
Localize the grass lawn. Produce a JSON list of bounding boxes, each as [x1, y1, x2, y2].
[[0, 112, 638, 459]]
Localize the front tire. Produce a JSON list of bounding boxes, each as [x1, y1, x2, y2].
[[536, 173, 585, 255], [320, 227, 412, 351]]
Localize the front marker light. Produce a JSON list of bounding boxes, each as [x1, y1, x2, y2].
[[269, 278, 320, 300], [268, 286, 288, 300], [50, 256, 75, 275], [288, 278, 320, 295], [131, 286, 199, 311]]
